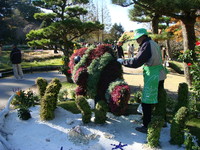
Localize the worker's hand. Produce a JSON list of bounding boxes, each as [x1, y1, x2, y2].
[[117, 58, 124, 64]]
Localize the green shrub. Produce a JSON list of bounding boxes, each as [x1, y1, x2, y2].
[[11, 90, 37, 109], [170, 107, 189, 145], [154, 88, 167, 120], [133, 90, 142, 103], [174, 83, 189, 113], [40, 78, 62, 120], [12, 90, 38, 120], [17, 108, 31, 120], [166, 96, 177, 113], [184, 129, 200, 150], [58, 89, 68, 101], [40, 93, 56, 120], [35, 77, 48, 98], [94, 100, 108, 124], [45, 78, 62, 110], [69, 89, 76, 99], [75, 96, 92, 123], [147, 116, 164, 148]]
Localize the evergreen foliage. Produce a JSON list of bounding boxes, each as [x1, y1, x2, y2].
[[147, 116, 164, 148], [94, 101, 108, 124], [75, 96, 92, 123], [154, 87, 167, 120], [40, 78, 62, 120], [17, 108, 31, 120], [35, 77, 48, 98], [170, 107, 189, 146], [87, 52, 114, 98], [184, 129, 200, 150], [40, 93, 56, 120], [174, 82, 189, 113], [12, 90, 37, 109]]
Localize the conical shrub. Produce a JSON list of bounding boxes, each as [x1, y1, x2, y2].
[[170, 107, 189, 145]]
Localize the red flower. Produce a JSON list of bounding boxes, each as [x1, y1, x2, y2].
[[67, 69, 71, 74], [196, 41, 200, 46], [187, 63, 192, 66]]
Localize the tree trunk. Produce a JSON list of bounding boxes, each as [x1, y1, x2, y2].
[[165, 39, 173, 60], [152, 14, 160, 34], [181, 16, 196, 86]]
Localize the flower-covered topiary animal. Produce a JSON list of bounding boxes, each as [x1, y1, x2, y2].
[[69, 44, 130, 115]]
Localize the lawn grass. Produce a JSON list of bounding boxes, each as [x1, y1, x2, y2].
[[21, 58, 62, 68], [0, 51, 11, 71], [57, 101, 80, 114], [57, 82, 80, 114], [168, 61, 184, 74], [0, 50, 62, 71]]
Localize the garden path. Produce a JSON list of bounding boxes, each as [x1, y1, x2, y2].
[[0, 67, 186, 109], [0, 71, 65, 109]]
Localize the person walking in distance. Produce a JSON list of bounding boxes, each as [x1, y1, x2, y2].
[[131, 44, 135, 57], [127, 43, 132, 58], [10, 44, 24, 80], [116, 41, 124, 58], [117, 28, 167, 133]]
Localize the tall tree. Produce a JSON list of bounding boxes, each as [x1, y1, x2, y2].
[[27, 0, 103, 81], [112, 0, 200, 85], [0, 0, 14, 43], [109, 23, 125, 42], [92, 0, 112, 42], [0, 0, 42, 44], [27, 0, 103, 53]]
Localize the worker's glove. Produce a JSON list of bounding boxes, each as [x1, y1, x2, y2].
[[117, 58, 124, 64]]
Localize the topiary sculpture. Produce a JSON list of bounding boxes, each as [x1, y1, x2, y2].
[[94, 100, 108, 124], [75, 96, 92, 123], [35, 77, 48, 98], [170, 106, 189, 146], [174, 82, 189, 113], [40, 78, 62, 120], [147, 116, 164, 148], [69, 44, 130, 116]]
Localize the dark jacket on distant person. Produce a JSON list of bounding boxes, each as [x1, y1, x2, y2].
[[10, 47, 22, 64], [116, 45, 124, 58]]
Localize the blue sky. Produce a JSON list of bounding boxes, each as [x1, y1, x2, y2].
[[98, 0, 147, 31], [106, 1, 144, 31]]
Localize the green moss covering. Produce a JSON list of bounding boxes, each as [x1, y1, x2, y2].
[[40, 78, 62, 120], [87, 52, 114, 98], [170, 107, 189, 145], [147, 116, 164, 148], [35, 77, 48, 98], [174, 82, 189, 113], [75, 96, 92, 123], [154, 88, 167, 120], [94, 101, 108, 124]]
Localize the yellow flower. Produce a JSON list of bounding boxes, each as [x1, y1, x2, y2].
[[74, 44, 76, 46], [73, 49, 77, 53], [61, 60, 65, 65]]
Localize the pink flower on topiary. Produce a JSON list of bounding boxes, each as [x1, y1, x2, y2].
[[109, 85, 130, 115], [196, 41, 200, 46], [73, 67, 88, 85], [67, 69, 71, 74], [75, 86, 86, 96]]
